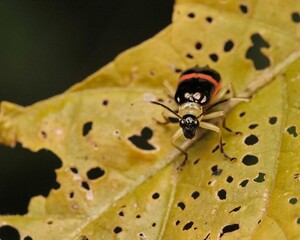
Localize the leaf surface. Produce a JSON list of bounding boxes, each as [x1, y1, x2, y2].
[[0, 1, 300, 239]]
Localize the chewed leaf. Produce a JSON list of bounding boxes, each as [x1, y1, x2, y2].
[[1, 1, 300, 239]]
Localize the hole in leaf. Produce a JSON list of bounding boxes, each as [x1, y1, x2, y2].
[[0, 145, 61, 215], [87, 167, 105, 180], [177, 202, 186, 210], [191, 191, 200, 199], [249, 123, 259, 129], [239, 179, 249, 187], [102, 99, 109, 106], [193, 158, 200, 165], [152, 192, 160, 200], [175, 220, 180, 226], [152, 222, 157, 227], [82, 121, 93, 136], [242, 154, 259, 166], [291, 12, 300, 23], [229, 206, 241, 213], [253, 172, 266, 183], [244, 134, 259, 145], [269, 116, 277, 125], [136, 214, 141, 219], [297, 218, 300, 224], [186, 53, 194, 59], [211, 165, 223, 176], [245, 33, 271, 70], [188, 12, 195, 18], [224, 40, 234, 52], [217, 189, 227, 200], [206, 16, 213, 23], [69, 192, 74, 199], [287, 126, 298, 137], [226, 176, 234, 183], [219, 224, 240, 238], [119, 211, 124, 217], [209, 53, 219, 62], [183, 221, 194, 231], [289, 197, 298, 205], [0, 225, 20, 240], [128, 127, 156, 150], [239, 4, 248, 14], [239, 111, 246, 117], [70, 167, 78, 174], [81, 181, 90, 191], [113, 226, 122, 234], [195, 41, 202, 50], [204, 233, 210, 240], [24, 237, 33, 240]]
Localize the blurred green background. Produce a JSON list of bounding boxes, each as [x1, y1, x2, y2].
[[0, 0, 172, 214]]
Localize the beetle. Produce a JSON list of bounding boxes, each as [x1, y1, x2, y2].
[[151, 66, 245, 163]]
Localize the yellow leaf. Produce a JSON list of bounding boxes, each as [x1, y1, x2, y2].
[[1, 1, 300, 239]]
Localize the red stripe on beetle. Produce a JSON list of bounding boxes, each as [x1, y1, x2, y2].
[[179, 73, 220, 97]]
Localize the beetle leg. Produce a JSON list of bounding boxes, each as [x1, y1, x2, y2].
[[202, 111, 242, 135], [171, 128, 188, 169], [199, 121, 236, 161]]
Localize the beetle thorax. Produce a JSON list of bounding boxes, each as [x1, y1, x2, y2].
[[178, 102, 203, 119]]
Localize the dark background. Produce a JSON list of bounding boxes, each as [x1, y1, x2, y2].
[[0, 0, 173, 215]]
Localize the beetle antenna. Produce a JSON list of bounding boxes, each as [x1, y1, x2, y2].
[[150, 101, 181, 119]]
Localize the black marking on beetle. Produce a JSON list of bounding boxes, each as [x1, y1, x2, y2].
[[87, 167, 105, 180], [113, 226, 122, 234], [287, 126, 298, 137], [209, 53, 219, 62], [254, 172, 266, 183], [289, 197, 298, 205], [226, 176, 234, 183], [219, 224, 240, 238], [229, 206, 241, 213], [249, 123, 259, 129], [246, 33, 270, 70], [224, 40, 234, 52], [206, 16, 213, 23], [269, 116, 277, 125], [239, 179, 249, 187], [291, 12, 300, 23], [128, 127, 156, 150], [195, 41, 202, 50], [242, 154, 259, 166], [81, 181, 90, 191], [152, 192, 160, 200], [177, 202, 186, 210], [0, 225, 20, 240], [191, 191, 200, 199], [244, 134, 259, 145], [239, 4, 248, 14], [82, 121, 93, 136], [217, 189, 227, 200], [211, 165, 223, 176], [183, 221, 194, 231]]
